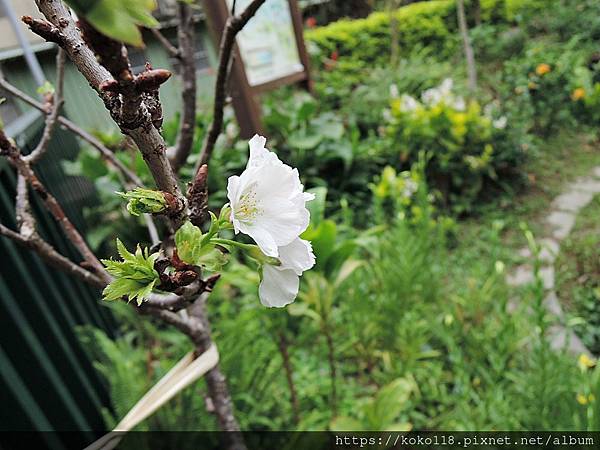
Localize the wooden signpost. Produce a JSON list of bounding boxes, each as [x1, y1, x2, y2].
[[203, 0, 313, 138]]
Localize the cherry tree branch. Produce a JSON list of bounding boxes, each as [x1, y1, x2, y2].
[[1, 129, 109, 281], [0, 70, 142, 187], [187, 295, 245, 450], [171, 1, 198, 172], [26, 48, 66, 164], [150, 28, 180, 59], [0, 221, 106, 287], [198, 0, 266, 168], [27, 1, 186, 228], [15, 175, 35, 237]]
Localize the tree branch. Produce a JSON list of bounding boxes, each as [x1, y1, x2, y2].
[[26, 48, 66, 164], [0, 130, 109, 281], [171, 1, 198, 172], [29, 1, 186, 228], [150, 28, 180, 59], [15, 175, 35, 238], [187, 295, 245, 450], [0, 221, 105, 288], [457, 0, 477, 94], [197, 0, 266, 169], [0, 71, 142, 187]]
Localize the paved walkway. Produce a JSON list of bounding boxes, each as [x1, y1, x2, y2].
[[507, 166, 600, 356]]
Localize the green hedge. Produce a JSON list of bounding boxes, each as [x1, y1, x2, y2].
[[305, 0, 550, 66]]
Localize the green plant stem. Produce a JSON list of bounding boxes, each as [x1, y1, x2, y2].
[[277, 331, 300, 425], [210, 238, 256, 252], [324, 326, 338, 415]]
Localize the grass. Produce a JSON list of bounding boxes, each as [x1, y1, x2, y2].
[[555, 193, 600, 355]]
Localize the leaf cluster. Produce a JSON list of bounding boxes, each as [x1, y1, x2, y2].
[[101, 239, 160, 305], [117, 188, 168, 217]]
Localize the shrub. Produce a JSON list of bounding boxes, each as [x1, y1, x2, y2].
[[305, 0, 554, 105], [384, 79, 526, 213], [501, 40, 587, 135]]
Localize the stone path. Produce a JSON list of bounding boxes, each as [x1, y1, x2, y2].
[[506, 166, 600, 357]]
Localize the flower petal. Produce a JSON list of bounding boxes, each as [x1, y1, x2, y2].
[[237, 222, 279, 257], [248, 134, 279, 167], [259, 265, 299, 307], [278, 238, 315, 275], [226, 175, 242, 233]]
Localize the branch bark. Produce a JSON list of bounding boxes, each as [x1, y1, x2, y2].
[[197, 0, 266, 169], [29, 1, 186, 227], [0, 76, 142, 186], [0, 222, 106, 287], [188, 296, 246, 450], [26, 48, 66, 164], [1, 129, 109, 281], [150, 28, 180, 59], [171, 1, 198, 172], [278, 331, 300, 425]]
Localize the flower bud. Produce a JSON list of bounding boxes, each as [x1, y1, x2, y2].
[[117, 188, 169, 216]]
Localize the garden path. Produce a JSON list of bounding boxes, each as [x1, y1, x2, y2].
[[507, 166, 600, 356]]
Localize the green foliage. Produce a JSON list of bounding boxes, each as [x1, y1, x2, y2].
[[501, 39, 586, 135], [384, 80, 526, 213], [36, 81, 55, 96], [331, 378, 414, 431], [174, 221, 228, 272], [340, 49, 453, 131], [306, 0, 457, 106], [65, 0, 158, 46], [71, 0, 600, 436], [117, 188, 168, 217], [101, 239, 160, 305], [569, 66, 600, 126], [556, 195, 600, 354], [305, 0, 549, 106]]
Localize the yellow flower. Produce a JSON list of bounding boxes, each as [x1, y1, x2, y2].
[[528, 81, 538, 91], [536, 63, 551, 76], [578, 353, 596, 371], [577, 393, 588, 405], [571, 87, 586, 101]]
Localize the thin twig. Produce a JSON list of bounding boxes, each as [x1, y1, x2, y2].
[[457, 0, 477, 94], [29, 1, 186, 227], [0, 221, 105, 288], [171, 1, 198, 172], [188, 295, 246, 450], [1, 130, 109, 281], [0, 63, 160, 244], [150, 28, 180, 59], [197, 0, 266, 169], [26, 48, 66, 164], [0, 77, 142, 186]]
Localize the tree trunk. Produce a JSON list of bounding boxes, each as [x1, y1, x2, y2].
[[457, 0, 478, 94], [189, 297, 247, 450]]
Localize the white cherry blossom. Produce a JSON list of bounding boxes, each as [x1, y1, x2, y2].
[[227, 135, 314, 257], [259, 238, 315, 308]]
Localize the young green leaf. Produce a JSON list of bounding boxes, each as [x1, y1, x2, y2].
[[101, 238, 160, 305], [65, 0, 158, 47], [117, 188, 168, 216], [175, 222, 229, 271], [36, 81, 55, 96]]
